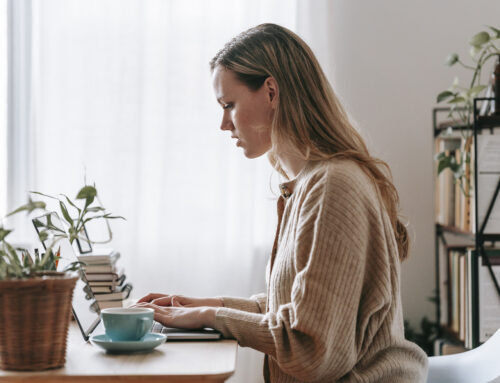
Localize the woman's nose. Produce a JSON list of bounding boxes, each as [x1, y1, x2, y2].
[[220, 114, 233, 131]]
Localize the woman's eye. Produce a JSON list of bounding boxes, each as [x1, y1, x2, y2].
[[222, 103, 233, 110]]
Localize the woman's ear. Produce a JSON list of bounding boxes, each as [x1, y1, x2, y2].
[[265, 77, 279, 109]]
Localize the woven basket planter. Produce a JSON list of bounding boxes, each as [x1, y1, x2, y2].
[[0, 273, 78, 371]]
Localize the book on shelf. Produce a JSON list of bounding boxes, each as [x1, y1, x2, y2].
[[83, 263, 117, 274], [434, 132, 500, 234], [93, 283, 132, 302], [442, 247, 500, 347], [85, 267, 124, 282], [433, 338, 468, 356], [475, 133, 500, 234], [87, 274, 126, 288], [435, 135, 461, 227], [89, 285, 114, 293], [78, 250, 120, 264], [448, 249, 461, 335], [437, 239, 449, 326]]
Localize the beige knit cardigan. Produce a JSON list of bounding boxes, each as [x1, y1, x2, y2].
[[214, 159, 428, 382]]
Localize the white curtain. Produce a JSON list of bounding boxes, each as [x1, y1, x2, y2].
[[0, 0, 6, 216], [7, 0, 332, 381]]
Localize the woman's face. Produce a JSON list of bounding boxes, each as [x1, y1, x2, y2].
[[212, 66, 275, 159]]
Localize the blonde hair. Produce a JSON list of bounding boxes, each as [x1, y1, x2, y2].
[[210, 23, 409, 261]]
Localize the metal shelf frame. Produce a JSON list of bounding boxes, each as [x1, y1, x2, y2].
[[433, 98, 500, 348]]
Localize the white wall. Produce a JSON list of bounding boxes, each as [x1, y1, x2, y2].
[[0, 0, 6, 218], [321, 0, 500, 326]]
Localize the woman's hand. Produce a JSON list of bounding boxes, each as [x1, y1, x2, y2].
[[131, 302, 217, 329], [137, 293, 223, 308]]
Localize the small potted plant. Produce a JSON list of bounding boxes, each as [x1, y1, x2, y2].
[[436, 26, 500, 196], [0, 183, 123, 371]]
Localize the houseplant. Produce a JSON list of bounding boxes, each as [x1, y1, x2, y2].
[[0, 184, 123, 371], [436, 26, 500, 196]]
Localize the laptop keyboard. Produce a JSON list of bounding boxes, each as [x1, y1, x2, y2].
[[150, 321, 221, 338], [151, 321, 167, 334]]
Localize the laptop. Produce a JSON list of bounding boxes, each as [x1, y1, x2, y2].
[[32, 212, 221, 341]]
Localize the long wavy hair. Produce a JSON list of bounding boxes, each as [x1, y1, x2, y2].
[[210, 23, 409, 261]]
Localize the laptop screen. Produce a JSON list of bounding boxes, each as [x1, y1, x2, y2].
[[32, 212, 101, 341]]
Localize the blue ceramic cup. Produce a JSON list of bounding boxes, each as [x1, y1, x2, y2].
[[101, 308, 154, 341]]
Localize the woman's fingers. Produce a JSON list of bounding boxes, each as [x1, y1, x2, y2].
[[137, 293, 168, 303], [151, 296, 174, 306], [171, 296, 183, 307]]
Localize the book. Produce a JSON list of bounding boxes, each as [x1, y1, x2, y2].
[[89, 286, 114, 293], [85, 267, 124, 282], [459, 253, 466, 341], [78, 251, 120, 265], [438, 239, 449, 326], [433, 338, 468, 356], [83, 263, 116, 273], [449, 249, 460, 333], [88, 274, 126, 288], [475, 134, 500, 234], [435, 135, 461, 226], [93, 283, 132, 302]]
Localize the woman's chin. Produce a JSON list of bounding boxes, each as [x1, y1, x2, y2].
[[243, 148, 267, 159]]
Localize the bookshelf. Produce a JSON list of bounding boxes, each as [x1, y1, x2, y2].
[[433, 98, 500, 350]]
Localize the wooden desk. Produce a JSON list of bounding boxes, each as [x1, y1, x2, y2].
[[0, 323, 238, 382]]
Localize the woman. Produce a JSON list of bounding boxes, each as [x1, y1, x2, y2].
[[136, 23, 428, 382]]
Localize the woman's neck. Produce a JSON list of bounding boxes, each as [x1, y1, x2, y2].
[[278, 153, 308, 180]]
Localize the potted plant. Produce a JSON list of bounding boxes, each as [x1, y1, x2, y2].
[[436, 26, 500, 195], [0, 183, 123, 371]]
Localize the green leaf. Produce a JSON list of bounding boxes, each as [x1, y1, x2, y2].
[[470, 45, 482, 57], [0, 228, 12, 241], [22, 252, 33, 267], [437, 90, 454, 103], [434, 152, 446, 161], [63, 261, 85, 273], [76, 186, 97, 200], [487, 26, 500, 39], [468, 85, 487, 97], [103, 214, 126, 220], [445, 53, 459, 66], [448, 96, 466, 104], [5, 243, 22, 272], [59, 201, 74, 226], [6, 198, 46, 217], [437, 156, 452, 175], [469, 31, 490, 46], [61, 194, 81, 215], [39, 248, 55, 269], [38, 230, 49, 243], [86, 206, 105, 213], [29, 191, 59, 200]]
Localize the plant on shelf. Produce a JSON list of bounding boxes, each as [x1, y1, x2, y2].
[[436, 26, 500, 196], [0, 183, 124, 371]]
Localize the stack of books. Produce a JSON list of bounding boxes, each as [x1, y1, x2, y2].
[[77, 248, 133, 310]]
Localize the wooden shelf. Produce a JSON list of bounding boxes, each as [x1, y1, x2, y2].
[[436, 223, 474, 239]]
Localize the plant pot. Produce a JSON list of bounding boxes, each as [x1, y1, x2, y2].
[[0, 273, 78, 371]]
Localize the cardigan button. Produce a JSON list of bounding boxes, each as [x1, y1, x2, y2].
[[279, 185, 292, 198]]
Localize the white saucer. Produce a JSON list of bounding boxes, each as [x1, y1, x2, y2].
[[91, 333, 166, 353]]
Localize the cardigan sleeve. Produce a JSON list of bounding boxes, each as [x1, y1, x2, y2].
[[217, 293, 267, 313], [213, 167, 391, 381]]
